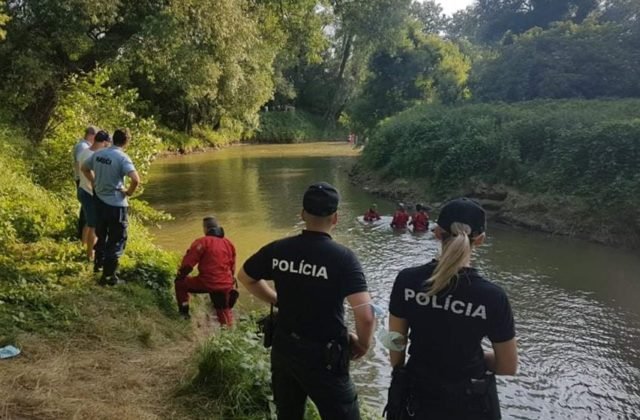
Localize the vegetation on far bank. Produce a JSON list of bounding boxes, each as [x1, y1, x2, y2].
[[360, 99, 640, 246]]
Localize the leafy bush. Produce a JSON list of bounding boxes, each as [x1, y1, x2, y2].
[[185, 320, 272, 419], [33, 69, 160, 193], [250, 111, 348, 143], [0, 124, 73, 243], [0, 116, 177, 334]]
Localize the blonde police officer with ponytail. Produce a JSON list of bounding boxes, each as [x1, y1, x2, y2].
[[385, 198, 518, 420]]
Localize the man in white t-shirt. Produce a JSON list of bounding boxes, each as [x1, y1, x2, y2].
[[77, 130, 111, 261], [72, 126, 97, 241]]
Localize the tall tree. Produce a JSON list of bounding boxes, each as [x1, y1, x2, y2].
[[323, 0, 412, 124], [410, 0, 449, 34], [262, 0, 331, 107], [472, 21, 640, 101], [470, 0, 599, 42], [349, 22, 471, 132], [0, 0, 166, 141], [121, 0, 277, 133]]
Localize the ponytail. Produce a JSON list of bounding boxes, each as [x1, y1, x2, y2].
[[427, 222, 473, 296]]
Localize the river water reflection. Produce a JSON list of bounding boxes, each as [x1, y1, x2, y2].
[[143, 143, 640, 419]]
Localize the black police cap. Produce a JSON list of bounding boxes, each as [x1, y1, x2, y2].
[[303, 182, 340, 217], [436, 198, 486, 236]]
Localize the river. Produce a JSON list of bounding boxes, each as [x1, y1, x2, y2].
[[143, 143, 640, 419]]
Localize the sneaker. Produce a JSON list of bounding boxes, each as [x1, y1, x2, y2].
[[93, 262, 103, 273]]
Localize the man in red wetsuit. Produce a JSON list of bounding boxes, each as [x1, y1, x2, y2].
[[174, 216, 237, 325], [391, 203, 410, 229], [364, 204, 381, 222], [410, 204, 430, 232]]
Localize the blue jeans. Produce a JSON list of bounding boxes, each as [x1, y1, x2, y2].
[[94, 197, 128, 277]]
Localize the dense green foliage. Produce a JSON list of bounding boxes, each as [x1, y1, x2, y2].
[[349, 24, 470, 132], [119, 0, 277, 133], [0, 0, 164, 139], [362, 100, 640, 229], [472, 21, 640, 102], [0, 115, 176, 336], [460, 0, 599, 43], [250, 111, 348, 144], [35, 69, 160, 192], [183, 320, 272, 419]]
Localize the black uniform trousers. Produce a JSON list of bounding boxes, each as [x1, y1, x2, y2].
[[271, 331, 360, 420], [94, 197, 128, 277], [403, 373, 501, 420]]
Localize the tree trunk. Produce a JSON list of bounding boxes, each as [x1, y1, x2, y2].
[[29, 86, 59, 144], [324, 31, 354, 126]]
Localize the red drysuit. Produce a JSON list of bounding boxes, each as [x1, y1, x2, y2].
[[175, 234, 236, 325], [391, 211, 409, 229], [364, 210, 381, 222], [411, 212, 429, 232]]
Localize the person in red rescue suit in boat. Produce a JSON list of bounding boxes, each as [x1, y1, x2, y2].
[[410, 204, 430, 233], [391, 203, 410, 229], [364, 203, 381, 222], [174, 216, 238, 325]]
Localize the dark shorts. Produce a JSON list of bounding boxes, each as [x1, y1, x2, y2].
[[78, 188, 97, 228]]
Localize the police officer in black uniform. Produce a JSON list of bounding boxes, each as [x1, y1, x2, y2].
[[385, 198, 518, 420], [238, 182, 376, 420]]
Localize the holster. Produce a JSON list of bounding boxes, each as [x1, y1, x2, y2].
[[323, 333, 350, 374], [257, 304, 278, 348]]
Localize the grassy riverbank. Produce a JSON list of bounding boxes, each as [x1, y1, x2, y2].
[[357, 99, 640, 248], [0, 120, 379, 419]]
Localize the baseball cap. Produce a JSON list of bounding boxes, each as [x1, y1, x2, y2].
[[436, 198, 486, 236], [303, 182, 340, 216]]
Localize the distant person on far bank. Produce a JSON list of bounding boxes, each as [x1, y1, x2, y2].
[[391, 203, 409, 230], [385, 198, 518, 420], [81, 128, 140, 286], [174, 217, 238, 325], [364, 203, 381, 222], [238, 182, 376, 420], [72, 125, 97, 240], [77, 130, 111, 261]]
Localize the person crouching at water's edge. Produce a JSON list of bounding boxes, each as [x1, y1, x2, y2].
[[238, 182, 376, 420], [391, 203, 409, 229], [385, 198, 518, 420], [174, 217, 238, 324]]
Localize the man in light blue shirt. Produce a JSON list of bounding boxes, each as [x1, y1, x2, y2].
[[82, 129, 141, 285], [72, 126, 96, 240]]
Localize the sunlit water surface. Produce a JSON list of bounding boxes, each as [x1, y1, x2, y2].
[[143, 143, 640, 419]]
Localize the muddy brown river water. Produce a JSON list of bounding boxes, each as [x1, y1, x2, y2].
[[143, 143, 640, 419]]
